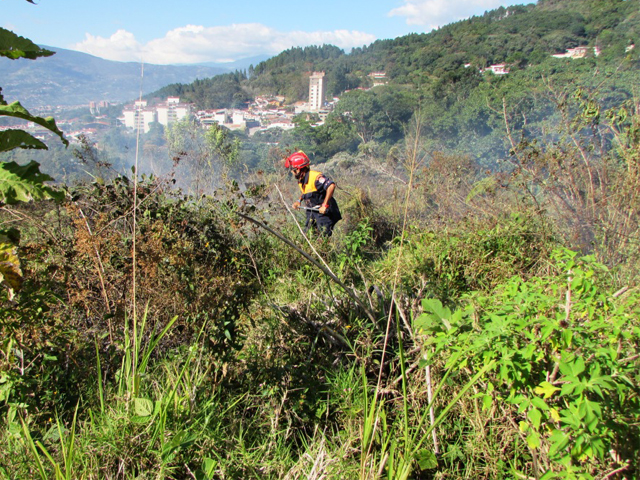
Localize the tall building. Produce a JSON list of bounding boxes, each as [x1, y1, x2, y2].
[[309, 72, 326, 112], [122, 100, 156, 133], [156, 97, 192, 127]]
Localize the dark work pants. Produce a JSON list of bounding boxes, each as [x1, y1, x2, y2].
[[305, 212, 337, 237]]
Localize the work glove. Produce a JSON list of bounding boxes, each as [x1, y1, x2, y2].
[[319, 204, 328, 215], [293, 201, 301, 210]]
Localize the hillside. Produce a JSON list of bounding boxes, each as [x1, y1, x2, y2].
[[0, 46, 228, 108], [151, 0, 637, 107], [2, 0, 640, 478]]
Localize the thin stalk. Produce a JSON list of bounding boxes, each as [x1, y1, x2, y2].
[[368, 115, 423, 474], [411, 360, 496, 454], [396, 316, 410, 444], [77, 208, 112, 341], [424, 363, 438, 454], [94, 337, 105, 414], [131, 61, 144, 325]]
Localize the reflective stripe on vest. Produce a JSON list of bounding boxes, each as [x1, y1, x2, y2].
[[299, 170, 322, 195]]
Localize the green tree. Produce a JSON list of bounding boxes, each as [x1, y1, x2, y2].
[[165, 118, 239, 194], [331, 87, 414, 144]]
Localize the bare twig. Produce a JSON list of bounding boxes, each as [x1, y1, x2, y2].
[[598, 463, 630, 480], [565, 272, 573, 323], [0, 206, 58, 243], [425, 363, 439, 454], [612, 286, 629, 298], [77, 208, 112, 338]]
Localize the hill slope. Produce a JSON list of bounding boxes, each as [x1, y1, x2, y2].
[[149, 0, 637, 108]]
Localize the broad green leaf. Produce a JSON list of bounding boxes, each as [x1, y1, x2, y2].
[[419, 298, 453, 330], [161, 431, 197, 460], [0, 231, 22, 299], [534, 381, 560, 399], [548, 429, 570, 457], [482, 394, 492, 411], [415, 449, 438, 470], [528, 408, 542, 429], [523, 343, 536, 359], [531, 397, 549, 411], [130, 415, 152, 424], [0, 27, 54, 60], [560, 378, 578, 396], [202, 457, 217, 476], [0, 102, 68, 147], [572, 357, 585, 376], [133, 397, 154, 417], [590, 437, 606, 460], [0, 160, 64, 204], [526, 431, 541, 449], [0, 129, 48, 152]]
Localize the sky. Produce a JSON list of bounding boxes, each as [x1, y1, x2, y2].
[[3, 0, 528, 65]]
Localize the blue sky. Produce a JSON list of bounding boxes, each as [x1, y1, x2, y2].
[[3, 0, 528, 64]]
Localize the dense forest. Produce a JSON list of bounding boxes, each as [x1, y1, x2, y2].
[[1, 0, 640, 478]]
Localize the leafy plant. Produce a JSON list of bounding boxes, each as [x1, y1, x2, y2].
[[337, 218, 373, 275], [0, 18, 67, 300], [415, 249, 640, 478]]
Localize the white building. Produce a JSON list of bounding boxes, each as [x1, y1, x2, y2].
[[231, 109, 245, 125], [486, 64, 509, 75], [368, 71, 387, 87], [309, 72, 326, 112], [123, 100, 156, 133], [551, 46, 600, 59], [156, 97, 191, 127]]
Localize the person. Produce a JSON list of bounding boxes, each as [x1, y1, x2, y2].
[[285, 151, 342, 237]]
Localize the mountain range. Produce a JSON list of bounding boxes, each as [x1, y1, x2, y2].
[[0, 47, 267, 109]]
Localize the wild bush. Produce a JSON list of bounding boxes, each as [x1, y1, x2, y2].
[[416, 249, 640, 478], [373, 211, 558, 304], [492, 89, 640, 280], [1, 175, 257, 423]]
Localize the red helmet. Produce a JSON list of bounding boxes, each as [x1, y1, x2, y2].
[[285, 151, 310, 169]]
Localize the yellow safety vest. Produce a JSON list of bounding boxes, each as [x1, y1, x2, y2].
[[298, 170, 323, 196]]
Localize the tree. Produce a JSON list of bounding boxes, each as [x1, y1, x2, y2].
[[165, 118, 239, 194], [331, 87, 415, 145]]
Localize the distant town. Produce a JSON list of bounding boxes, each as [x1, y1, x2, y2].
[[120, 71, 350, 135], [1, 70, 353, 143]]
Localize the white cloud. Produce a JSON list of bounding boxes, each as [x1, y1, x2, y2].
[[388, 0, 517, 29], [75, 30, 143, 62], [71, 24, 376, 64]]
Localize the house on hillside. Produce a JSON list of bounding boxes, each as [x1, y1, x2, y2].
[[552, 46, 600, 59], [368, 71, 387, 87], [481, 64, 510, 75]]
